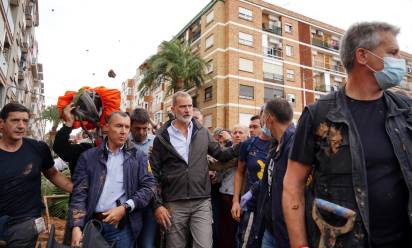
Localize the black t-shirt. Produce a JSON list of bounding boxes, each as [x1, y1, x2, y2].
[[346, 96, 410, 247], [0, 138, 54, 219]]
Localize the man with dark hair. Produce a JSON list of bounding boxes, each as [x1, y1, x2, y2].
[[130, 108, 157, 248], [243, 98, 294, 248], [249, 115, 261, 137], [0, 102, 73, 248], [284, 22, 412, 248], [151, 91, 238, 248], [70, 111, 155, 247]]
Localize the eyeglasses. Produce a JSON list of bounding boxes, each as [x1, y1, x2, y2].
[[249, 125, 260, 129]]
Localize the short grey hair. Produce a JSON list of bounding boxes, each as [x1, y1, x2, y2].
[[172, 91, 192, 106], [232, 124, 249, 135], [107, 111, 130, 123], [340, 21, 400, 73]]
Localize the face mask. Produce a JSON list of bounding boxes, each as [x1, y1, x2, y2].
[[366, 51, 406, 90], [261, 125, 272, 137]]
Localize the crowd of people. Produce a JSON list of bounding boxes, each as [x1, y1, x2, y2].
[[1, 21, 412, 248]]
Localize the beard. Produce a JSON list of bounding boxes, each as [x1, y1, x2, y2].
[[176, 114, 192, 124]]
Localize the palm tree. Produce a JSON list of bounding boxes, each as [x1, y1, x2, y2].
[[41, 105, 61, 132], [138, 40, 208, 96], [40, 105, 62, 146]]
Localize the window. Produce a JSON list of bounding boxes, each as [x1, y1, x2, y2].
[[285, 23, 293, 33], [206, 11, 214, 25], [205, 35, 214, 49], [204, 114, 212, 128], [239, 7, 253, 21], [239, 85, 254, 100], [286, 69, 295, 80], [204, 86, 212, 101], [264, 86, 284, 102], [205, 60, 213, 74], [239, 32, 253, 46], [239, 113, 253, 125], [239, 58, 253, 72], [287, 93, 296, 106], [285, 45, 294, 57], [263, 62, 283, 81]]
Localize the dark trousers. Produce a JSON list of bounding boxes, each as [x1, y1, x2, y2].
[[5, 217, 38, 248], [218, 194, 237, 248]]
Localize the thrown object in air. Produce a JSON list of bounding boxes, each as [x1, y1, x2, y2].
[[108, 69, 116, 78]]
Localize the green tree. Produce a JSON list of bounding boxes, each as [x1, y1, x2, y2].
[[138, 40, 208, 96], [40, 105, 62, 146], [41, 105, 61, 132]]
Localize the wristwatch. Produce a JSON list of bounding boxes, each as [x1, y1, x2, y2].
[[121, 202, 132, 213]]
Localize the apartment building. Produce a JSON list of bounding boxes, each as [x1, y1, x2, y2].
[[133, 0, 412, 129], [0, 0, 45, 139]]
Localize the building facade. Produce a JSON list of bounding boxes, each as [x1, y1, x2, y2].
[[131, 0, 412, 129], [0, 0, 45, 139]]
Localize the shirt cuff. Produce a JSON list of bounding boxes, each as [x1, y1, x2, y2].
[[126, 199, 135, 211]]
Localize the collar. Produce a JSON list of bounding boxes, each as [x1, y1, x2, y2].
[[105, 142, 125, 155], [170, 120, 193, 133]]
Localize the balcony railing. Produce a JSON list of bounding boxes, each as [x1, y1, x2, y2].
[[312, 38, 330, 49], [263, 72, 283, 83], [190, 31, 201, 43], [263, 47, 283, 59], [0, 53, 8, 76], [262, 24, 282, 35], [313, 60, 345, 73]]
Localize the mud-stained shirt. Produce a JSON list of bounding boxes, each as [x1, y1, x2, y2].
[[0, 139, 54, 219]]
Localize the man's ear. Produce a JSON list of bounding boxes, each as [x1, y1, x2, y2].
[[355, 48, 369, 65]]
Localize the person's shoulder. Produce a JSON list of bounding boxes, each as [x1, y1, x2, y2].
[[23, 137, 50, 152], [79, 145, 100, 159], [24, 137, 47, 146]]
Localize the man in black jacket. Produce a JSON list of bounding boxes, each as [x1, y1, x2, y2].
[[53, 103, 93, 175], [150, 91, 238, 248], [283, 22, 412, 248]]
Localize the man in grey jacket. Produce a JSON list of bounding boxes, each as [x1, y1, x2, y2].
[[150, 91, 238, 248]]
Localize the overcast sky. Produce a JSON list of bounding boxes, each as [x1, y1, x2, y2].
[[36, 0, 412, 106]]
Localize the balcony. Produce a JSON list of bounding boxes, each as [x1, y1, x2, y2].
[[312, 38, 330, 49], [314, 82, 327, 92], [313, 60, 345, 73], [190, 31, 201, 44], [262, 24, 282, 35], [18, 68, 24, 80], [263, 47, 283, 59], [31, 63, 38, 78], [0, 53, 8, 76], [25, 6, 33, 27], [263, 72, 283, 83]]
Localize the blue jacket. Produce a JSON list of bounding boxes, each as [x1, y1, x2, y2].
[[247, 125, 295, 248], [68, 140, 155, 238]]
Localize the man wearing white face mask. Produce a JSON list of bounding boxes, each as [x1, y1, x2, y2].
[[283, 22, 412, 248]]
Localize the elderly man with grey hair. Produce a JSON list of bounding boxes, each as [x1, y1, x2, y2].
[[150, 91, 239, 248], [283, 22, 412, 248]]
